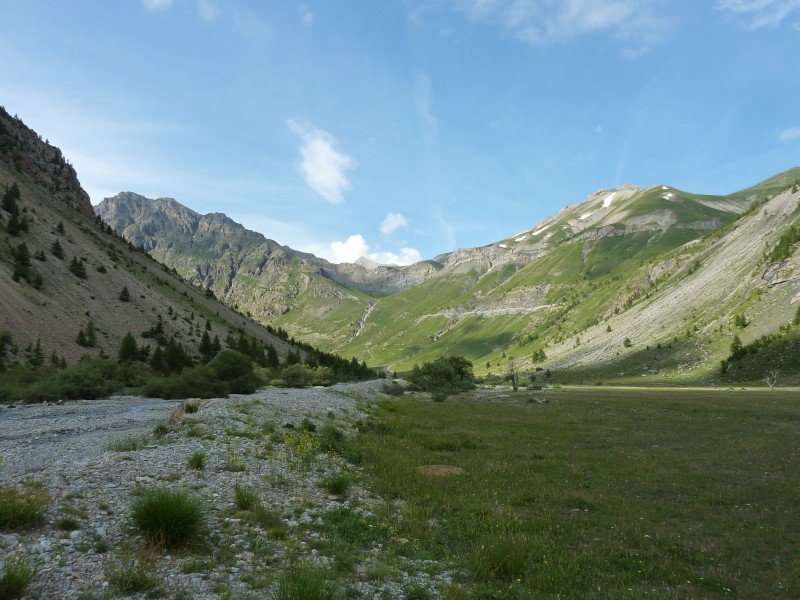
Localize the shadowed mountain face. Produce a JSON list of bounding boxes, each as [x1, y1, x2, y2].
[[97, 168, 800, 384], [0, 113, 293, 366]]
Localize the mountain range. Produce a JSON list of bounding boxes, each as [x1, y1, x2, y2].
[[96, 168, 800, 385]]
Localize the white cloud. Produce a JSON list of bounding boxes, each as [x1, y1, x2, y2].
[[370, 248, 423, 266], [451, 0, 666, 50], [327, 234, 421, 266], [142, 0, 173, 12], [301, 7, 315, 26], [778, 126, 800, 142], [717, 0, 800, 29], [197, 0, 219, 22], [287, 119, 357, 204], [380, 212, 409, 236], [331, 234, 370, 263]]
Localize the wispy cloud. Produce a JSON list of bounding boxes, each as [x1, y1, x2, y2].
[[197, 0, 219, 23], [300, 7, 315, 26], [287, 119, 357, 204], [414, 72, 439, 147], [450, 0, 668, 52], [716, 0, 800, 29], [381, 212, 409, 236], [778, 126, 800, 142], [142, 0, 173, 12]]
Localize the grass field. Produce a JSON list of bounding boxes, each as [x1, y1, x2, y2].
[[351, 386, 800, 599]]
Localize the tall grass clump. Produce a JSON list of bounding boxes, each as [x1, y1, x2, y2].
[[106, 434, 150, 452], [320, 473, 351, 498], [107, 548, 162, 597], [272, 563, 335, 600], [129, 487, 208, 549], [187, 450, 207, 471], [0, 558, 36, 599], [0, 484, 50, 530], [233, 483, 259, 511]]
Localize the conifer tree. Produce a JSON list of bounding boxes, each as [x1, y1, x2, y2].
[[118, 332, 139, 362], [51, 239, 64, 259], [119, 286, 130, 302], [69, 256, 87, 278]]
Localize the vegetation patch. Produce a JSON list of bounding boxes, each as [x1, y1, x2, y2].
[[128, 486, 208, 549], [351, 387, 800, 598], [0, 558, 36, 599], [0, 483, 50, 530]]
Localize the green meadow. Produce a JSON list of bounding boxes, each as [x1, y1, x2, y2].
[[351, 386, 800, 599]]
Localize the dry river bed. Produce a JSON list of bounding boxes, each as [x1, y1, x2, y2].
[[0, 380, 453, 599]]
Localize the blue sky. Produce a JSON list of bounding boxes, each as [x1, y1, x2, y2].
[[1, 1, 799, 264]]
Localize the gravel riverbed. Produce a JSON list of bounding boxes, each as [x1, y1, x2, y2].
[[0, 380, 453, 599]]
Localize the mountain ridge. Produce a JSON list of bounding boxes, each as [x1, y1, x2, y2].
[[97, 167, 800, 384]]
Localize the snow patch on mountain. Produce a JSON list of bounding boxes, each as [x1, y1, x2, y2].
[[532, 224, 551, 236]]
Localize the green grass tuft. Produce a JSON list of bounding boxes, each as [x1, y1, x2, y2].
[[0, 484, 50, 530], [0, 558, 36, 599], [272, 563, 335, 600], [320, 473, 351, 498], [187, 449, 207, 471], [233, 483, 259, 511], [129, 486, 208, 549], [106, 434, 150, 452]]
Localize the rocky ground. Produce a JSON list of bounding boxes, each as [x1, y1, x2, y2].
[[0, 380, 453, 599]]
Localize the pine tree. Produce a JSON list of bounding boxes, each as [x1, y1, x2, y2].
[[6, 211, 25, 235], [86, 321, 97, 347], [205, 319, 212, 331], [119, 286, 130, 302], [51, 239, 64, 259], [118, 332, 139, 362], [56, 220, 65, 234], [69, 256, 87, 279], [150, 346, 166, 373], [28, 337, 44, 367], [2, 182, 20, 213], [199, 330, 214, 362]]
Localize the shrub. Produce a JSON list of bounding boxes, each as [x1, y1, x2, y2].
[[129, 487, 208, 548], [408, 356, 475, 402], [282, 364, 311, 388], [0, 558, 36, 599], [0, 484, 50, 530], [381, 381, 405, 396]]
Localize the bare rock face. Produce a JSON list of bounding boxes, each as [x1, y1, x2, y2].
[[0, 107, 94, 219]]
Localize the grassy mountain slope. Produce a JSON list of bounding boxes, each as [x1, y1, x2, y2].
[[0, 111, 293, 368], [96, 158, 800, 384], [322, 173, 800, 383]]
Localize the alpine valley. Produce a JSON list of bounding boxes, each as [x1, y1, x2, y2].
[[96, 168, 800, 386]]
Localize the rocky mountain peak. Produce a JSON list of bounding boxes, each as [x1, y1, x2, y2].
[[0, 107, 94, 219]]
